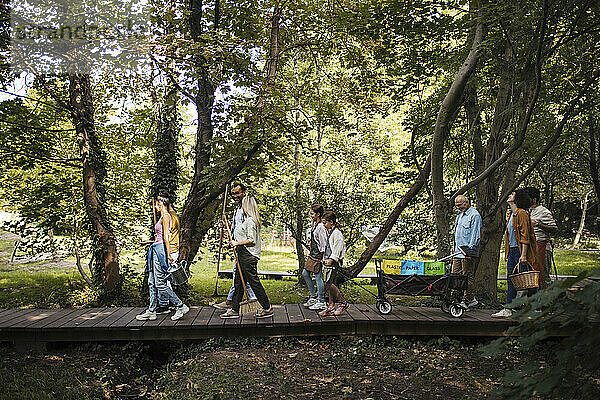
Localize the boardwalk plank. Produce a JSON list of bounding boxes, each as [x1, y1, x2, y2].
[[363, 304, 389, 320], [298, 304, 323, 325], [208, 308, 226, 326], [409, 307, 451, 322], [44, 309, 89, 329], [126, 308, 150, 327], [0, 309, 34, 326], [355, 304, 385, 321], [60, 308, 105, 328], [403, 307, 435, 321], [241, 308, 256, 326], [78, 309, 115, 328], [286, 304, 305, 324], [346, 304, 368, 321], [4, 309, 41, 328], [192, 307, 215, 326], [144, 312, 171, 327], [0, 305, 564, 343], [111, 308, 145, 328], [10, 309, 62, 328], [95, 307, 134, 328], [172, 307, 202, 327], [27, 309, 75, 329]]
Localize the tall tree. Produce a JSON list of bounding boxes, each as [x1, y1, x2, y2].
[[68, 73, 120, 295]]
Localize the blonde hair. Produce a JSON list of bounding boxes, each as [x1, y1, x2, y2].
[[241, 196, 261, 230]]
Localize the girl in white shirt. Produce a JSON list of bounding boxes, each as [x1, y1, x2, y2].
[[319, 211, 348, 316]]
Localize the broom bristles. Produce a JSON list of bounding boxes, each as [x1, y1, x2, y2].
[[239, 299, 262, 314]]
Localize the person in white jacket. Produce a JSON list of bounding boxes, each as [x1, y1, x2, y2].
[[319, 211, 348, 316]]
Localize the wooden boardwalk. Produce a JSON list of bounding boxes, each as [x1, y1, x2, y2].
[[0, 304, 520, 348]]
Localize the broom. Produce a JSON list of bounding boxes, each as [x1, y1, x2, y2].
[[211, 186, 228, 297], [223, 216, 261, 315]]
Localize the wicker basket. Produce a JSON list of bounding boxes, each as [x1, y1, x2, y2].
[[510, 262, 539, 290]]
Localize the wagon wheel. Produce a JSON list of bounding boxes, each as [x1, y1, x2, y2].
[[376, 299, 392, 314], [449, 304, 464, 318]]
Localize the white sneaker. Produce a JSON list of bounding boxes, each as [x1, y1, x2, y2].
[[309, 301, 327, 311], [303, 298, 318, 307], [171, 304, 190, 321], [468, 298, 479, 308], [491, 308, 512, 318], [136, 309, 156, 321], [459, 301, 469, 310]]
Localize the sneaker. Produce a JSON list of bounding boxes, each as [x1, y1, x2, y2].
[[220, 309, 240, 319], [333, 302, 349, 316], [171, 304, 190, 321], [467, 298, 479, 308], [308, 301, 327, 311], [156, 306, 171, 315], [213, 301, 232, 310], [303, 297, 318, 308], [255, 307, 274, 319], [459, 301, 469, 311], [135, 309, 156, 321], [319, 304, 336, 316], [491, 308, 512, 318]]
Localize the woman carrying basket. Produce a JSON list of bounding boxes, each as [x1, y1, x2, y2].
[[492, 189, 540, 319]]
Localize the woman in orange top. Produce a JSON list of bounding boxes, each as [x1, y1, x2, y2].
[[492, 189, 540, 318]]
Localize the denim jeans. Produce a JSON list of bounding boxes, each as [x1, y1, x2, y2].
[[227, 261, 257, 301], [302, 268, 325, 303], [147, 244, 183, 312], [506, 246, 538, 307]]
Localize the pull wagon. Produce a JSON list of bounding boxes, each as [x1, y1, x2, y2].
[[374, 263, 468, 317], [336, 253, 468, 317]]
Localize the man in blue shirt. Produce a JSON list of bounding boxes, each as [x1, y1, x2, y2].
[[452, 195, 482, 310]]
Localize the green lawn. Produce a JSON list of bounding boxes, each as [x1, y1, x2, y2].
[[1, 230, 599, 309]]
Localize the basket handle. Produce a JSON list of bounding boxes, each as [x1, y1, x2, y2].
[[512, 261, 533, 274]]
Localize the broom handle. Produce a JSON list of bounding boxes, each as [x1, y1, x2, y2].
[[223, 216, 250, 302], [213, 187, 228, 294]]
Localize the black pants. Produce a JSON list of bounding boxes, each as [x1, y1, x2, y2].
[[231, 246, 271, 312]]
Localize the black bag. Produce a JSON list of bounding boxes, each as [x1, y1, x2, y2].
[[304, 256, 322, 273]]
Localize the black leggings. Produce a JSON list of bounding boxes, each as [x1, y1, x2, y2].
[[231, 246, 271, 312]]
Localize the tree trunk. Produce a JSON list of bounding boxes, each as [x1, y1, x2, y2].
[[151, 77, 180, 201], [179, 3, 283, 264], [68, 73, 120, 295], [431, 0, 486, 258], [573, 191, 592, 248]]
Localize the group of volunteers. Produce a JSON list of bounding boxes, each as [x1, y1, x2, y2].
[[134, 179, 556, 322], [451, 187, 557, 318], [135, 182, 348, 321]]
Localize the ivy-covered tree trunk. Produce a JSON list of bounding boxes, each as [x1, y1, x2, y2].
[[68, 73, 120, 296], [151, 77, 180, 201], [178, 0, 217, 264]]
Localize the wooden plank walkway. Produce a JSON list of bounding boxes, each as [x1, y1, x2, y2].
[[0, 304, 525, 348]]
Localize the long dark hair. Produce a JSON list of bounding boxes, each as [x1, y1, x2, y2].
[[514, 189, 532, 210], [322, 210, 339, 229], [311, 204, 324, 219], [155, 193, 171, 215]]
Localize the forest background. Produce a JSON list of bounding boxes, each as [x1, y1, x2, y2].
[[1, 0, 599, 302]]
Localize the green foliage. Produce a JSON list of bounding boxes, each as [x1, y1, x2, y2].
[[482, 270, 600, 399]]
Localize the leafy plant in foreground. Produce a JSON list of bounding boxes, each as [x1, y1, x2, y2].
[[482, 269, 600, 399]]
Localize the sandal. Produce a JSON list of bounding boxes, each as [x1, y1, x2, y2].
[[318, 304, 336, 316]]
